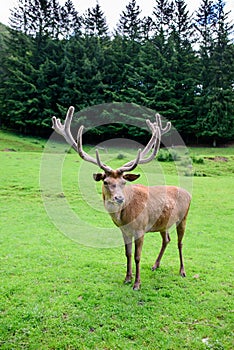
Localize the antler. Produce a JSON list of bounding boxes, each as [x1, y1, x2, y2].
[[117, 114, 171, 173], [77, 126, 113, 173], [52, 106, 109, 172], [52, 106, 77, 151], [52, 107, 171, 174], [52, 106, 114, 172]]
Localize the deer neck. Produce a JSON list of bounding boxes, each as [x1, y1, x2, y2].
[[102, 187, 130, 226], [103, 186, 139, 227]]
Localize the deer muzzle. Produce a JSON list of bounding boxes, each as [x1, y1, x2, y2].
[[114, 195, 125, 205]]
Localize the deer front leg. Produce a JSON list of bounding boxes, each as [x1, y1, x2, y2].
[[122, 232, 133, 284], [133, 235, 144, 290], [152, 231, 170, 271], [124, 242, 133, 284]]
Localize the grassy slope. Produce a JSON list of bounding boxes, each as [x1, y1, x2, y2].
[[0, 130, 233, 349]]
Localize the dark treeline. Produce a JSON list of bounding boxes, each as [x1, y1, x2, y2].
[[0, 0, 234, 145]]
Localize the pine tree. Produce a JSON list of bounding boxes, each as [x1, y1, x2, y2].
[[212, 0, 234, 90], [58, 36, 84, 109], [1, 0, 66, 134], [141, 16, 154, 40], [138, 35, 169, 110], [172, 0, 194, 42], [167, 0, 198, 133], [195, 0, 216, 50], [195, 0, 216, 92], [9, 0, 62, 39], [83, 3, 109, 37], [60, 0, 82, 39], [195, 0, 234, 145], [35, 38, 65, 130], [9, 0, 32, 35], [152, 0, 174, 37], [0, 31, 38, 132], [117, 0, 142, 41], [113, 0, 144, 103]]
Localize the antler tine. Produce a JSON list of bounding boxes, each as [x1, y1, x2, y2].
[[138, 126, 161, 164], [117, 119, 159, 172], [139, 113, 170, 162], [117, 148, 142, 173], [155, 113, 171, 135], [95, 150, 114, 173], [77, 126, 104, 167], [52, 106, 77, 151], [117, 113, 171, 173], [140, 119, 157, 158]]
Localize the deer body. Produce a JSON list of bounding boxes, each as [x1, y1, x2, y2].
[[52, 106, 191, 290], [99, 176, 191, 290], [103, 183, 190, 231]]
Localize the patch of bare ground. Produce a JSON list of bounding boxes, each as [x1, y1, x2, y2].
[[204, 156, 228, 162]]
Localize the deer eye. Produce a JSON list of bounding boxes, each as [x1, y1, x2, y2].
[[103, 180, 108, 186]]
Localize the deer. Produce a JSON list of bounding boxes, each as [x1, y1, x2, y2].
[[52, 106, 191, 290]]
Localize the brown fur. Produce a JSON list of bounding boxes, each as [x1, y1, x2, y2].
[[95, 172, 191, 290]]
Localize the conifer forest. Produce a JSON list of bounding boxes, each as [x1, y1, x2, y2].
[[0, 0, 233, 145]]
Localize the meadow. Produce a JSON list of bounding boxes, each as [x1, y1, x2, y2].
[[0, 130, 233, 349]]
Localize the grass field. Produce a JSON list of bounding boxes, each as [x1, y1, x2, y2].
[[0, 130, 233, 349]]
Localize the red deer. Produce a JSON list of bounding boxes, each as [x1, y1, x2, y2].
[[52, 106, 191, 290]]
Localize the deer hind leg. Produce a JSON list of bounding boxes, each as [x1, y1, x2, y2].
[[176, 218, 187, 277], [152, 231, 171, 271]]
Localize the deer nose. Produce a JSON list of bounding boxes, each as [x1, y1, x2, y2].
[[114, 195, 124, 204]]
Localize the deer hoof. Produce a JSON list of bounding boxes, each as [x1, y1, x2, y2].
[[152, 263, 160, 271], [133, 282, 141, 291], [180, 269, 186, 277], [124, 276, 132, 284]]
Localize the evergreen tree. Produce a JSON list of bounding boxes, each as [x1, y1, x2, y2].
[[0, 31, 37, 132], [9, 0, 30, 34], [138, 34, 169, 110], [101, 34, 129, 101], [167, 0, 198, 133], [83, 3, 109, 37], [113, 0, 144, 103], [9, 0, 62, 39], [0, 24, 9, 80], [212, 0, 234, 89], [172, 0, 194, 42], [152, 0, 174, 36], [35, 38, 65, 129], [60, 0, 82, 39], [1, 0, 66, 133], [195, 0, 216, 92], [195, 0, 234, 145], [141, 16, 154, 40], [195, 0, 216, 50], [58, 36, 84, 109], [117, 0, 142, 41], [69, 33, 113, 107]]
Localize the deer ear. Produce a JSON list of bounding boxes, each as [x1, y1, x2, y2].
[[123, 174, 140, 182], [93, 173, 105, 182]]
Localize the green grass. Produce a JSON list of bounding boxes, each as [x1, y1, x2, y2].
[[0, 130, 233, 349], [0, 129, 46, 152]]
